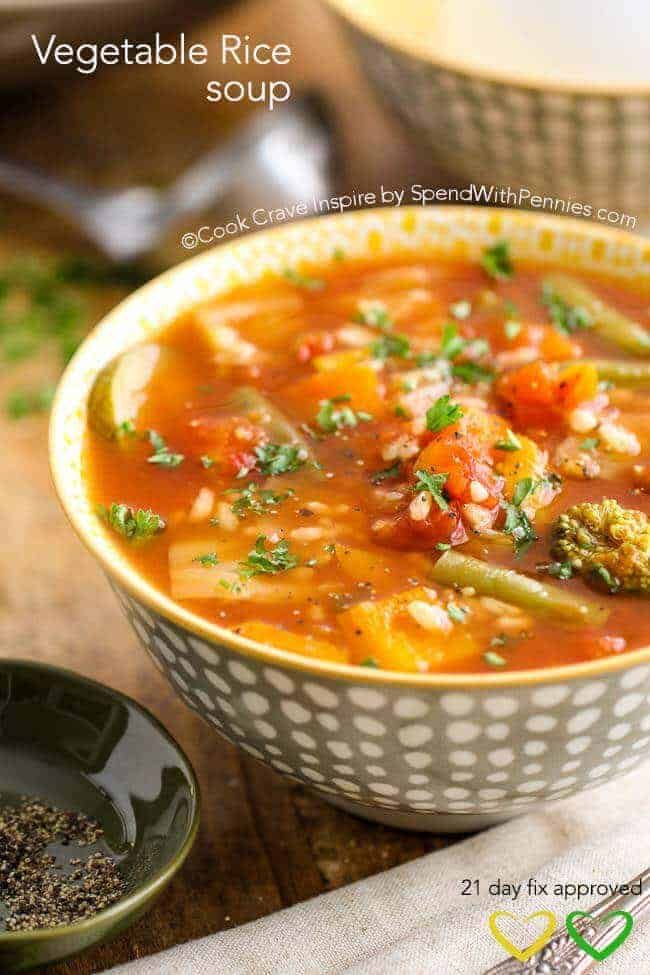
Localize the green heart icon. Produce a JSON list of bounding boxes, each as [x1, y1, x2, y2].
[[566, 910, 634, 961]]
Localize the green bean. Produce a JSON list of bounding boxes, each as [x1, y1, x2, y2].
[[543, 272, 650, 356], [430, 550, 609, 626], [584, 359, 650, 387], [229, 386, 321, 472]]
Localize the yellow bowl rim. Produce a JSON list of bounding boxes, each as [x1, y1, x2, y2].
[[49, 204, 650, 690], [324, 0, 650, 97]]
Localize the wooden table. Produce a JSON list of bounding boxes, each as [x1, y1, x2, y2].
[[0, 3, 457, 971]]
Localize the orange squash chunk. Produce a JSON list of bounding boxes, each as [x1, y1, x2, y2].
[[557, 362, 599, 409], [338, 587, 478, 672], [285, 364, 385, 417], [497, 361, 599, 428], [236, 621, 347, 663]]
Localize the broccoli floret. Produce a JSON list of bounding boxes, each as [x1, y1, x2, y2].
[[551, 498, 650, 594]]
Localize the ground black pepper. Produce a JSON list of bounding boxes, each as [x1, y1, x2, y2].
[[0, 798, 125, 931]]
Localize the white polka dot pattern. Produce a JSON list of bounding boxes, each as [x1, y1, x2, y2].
[[113, 582, 650, 821]]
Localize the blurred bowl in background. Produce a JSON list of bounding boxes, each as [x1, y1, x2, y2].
[[325, 0, 650, 222], [0, 0, 235, 88]]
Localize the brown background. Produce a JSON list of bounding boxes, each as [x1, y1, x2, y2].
[[0, 2, 457, 972]]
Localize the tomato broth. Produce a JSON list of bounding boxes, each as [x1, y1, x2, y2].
[[84, 245, 650, 673]]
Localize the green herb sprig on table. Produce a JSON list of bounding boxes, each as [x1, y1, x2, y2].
[[1, 256, 148, 418]]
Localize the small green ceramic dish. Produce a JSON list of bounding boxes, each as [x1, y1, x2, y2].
[[0, 660, 200, 973]]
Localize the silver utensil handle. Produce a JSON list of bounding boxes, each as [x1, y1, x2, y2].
[[483, 867, 650, 974], [0, 158, 96, 217]]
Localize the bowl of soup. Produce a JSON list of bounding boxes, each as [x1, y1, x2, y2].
[[324, 0, 650, 222], [51, 206, 650, 831]]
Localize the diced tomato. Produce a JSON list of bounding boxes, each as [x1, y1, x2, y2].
[[497, 361, 599, 429], [496, 362, 556, 427], [415, 438, 504, 507], [186, 414, 265, 476], [374, 500, 468, 550]]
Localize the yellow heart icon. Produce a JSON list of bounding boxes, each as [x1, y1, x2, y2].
[[488, 910, 557, 962]]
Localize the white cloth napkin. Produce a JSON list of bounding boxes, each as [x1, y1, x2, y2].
[[106, 765, 650, 975]]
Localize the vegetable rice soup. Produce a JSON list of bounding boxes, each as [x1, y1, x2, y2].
[[84, 243, 650, 673]]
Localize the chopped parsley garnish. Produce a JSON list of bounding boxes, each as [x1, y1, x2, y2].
[[513, 477, 536, 506], [481, 240, 514, 280], [360, 657, 380, 668], [146, 429, 184, 469], [370, 332, 411, 360], [219, 578, 243, 594], [537, 560, 573, 580], [452, 361, 495, 385], [193, 552, 219, 567], [370, 462, 401, 485], [117, 419, 137, 438], [439, 322, 467, 360], [315, 395, 373, 433], [542, 285, 592, 335], [501, 478, 538, 557], [239, 535, 300, 578], [436, 323, 494, 385], [5, 383, 56, 419], [580, 437, 600, 451], [502, 505, 536, 556], [495, 429, 522, 452], [413, 469, 449, 512], [450, 299, 471, 320], [282, 268, 325, 291], [394, 404, 408, 418], [435, 542, 451, 551], [254, 442, 306, 476], [99, 503, 165, 541], [354, 301, 393, 331], [415, 351, 437, 367], [227, 483, 294, 518], [484, 650, 507, 668], [332, 247, 346, 262], [201, 455, 216, 469], [426, 394, 463, 433], [447, 602, 468, 623]]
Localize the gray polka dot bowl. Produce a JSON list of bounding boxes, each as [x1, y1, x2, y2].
[[326, 0, 650, 222], [51, 206, 650, 832]]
